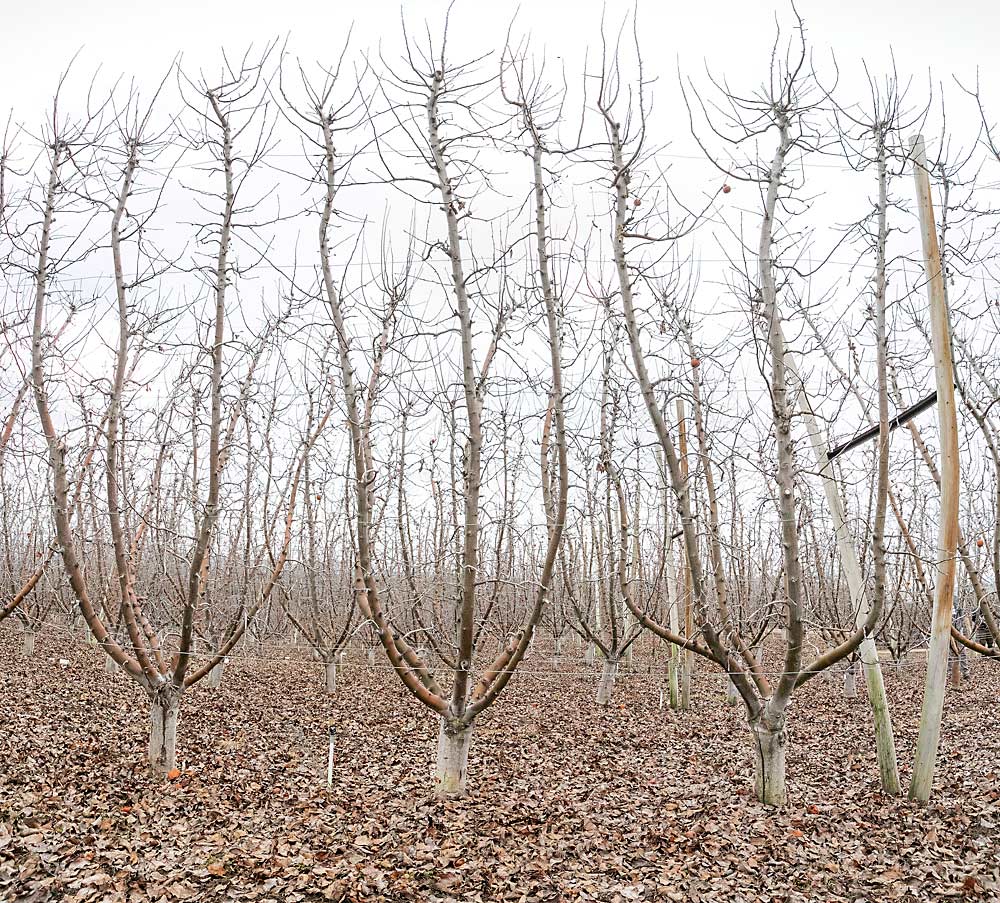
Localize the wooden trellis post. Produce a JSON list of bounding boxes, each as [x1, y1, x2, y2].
[[908, 134, 961, 803], [676, 399, 694, 711]]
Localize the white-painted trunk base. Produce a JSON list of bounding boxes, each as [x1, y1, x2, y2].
[[435, 718, 473, 796], [149, 695, 180, 775], [595, 660, 618, 706], [751, 720, 787, 807], [844, 666, 858, 699], [949, 654, 963, 688]]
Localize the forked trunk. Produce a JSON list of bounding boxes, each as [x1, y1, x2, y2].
[[325, 659, 337, 695], [435, 716, 473, 797], [595, 659, 618, 706], [750, 715, 787, 807], [149, 686, 181, 776], [21, 628, 36, 658]]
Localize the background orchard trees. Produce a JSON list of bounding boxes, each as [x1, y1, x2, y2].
[[1, 384, 57, 643], [279, 400, 359, 696], [560, 321, 645, 706]]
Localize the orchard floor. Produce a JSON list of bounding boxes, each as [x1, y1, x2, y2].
[[2, 632, 999, 903]]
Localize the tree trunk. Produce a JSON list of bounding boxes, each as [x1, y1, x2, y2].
[[553, 635, 563, 662], [949, 652, 962, 688], [725, 675, 739, 706], [325, 659, 337, 695], [366, 647, 376, 667], [435, 716, 472, 797], [21, 628, 36, 658], [148, 687, 181, 775], [680, 662, 692, 711], [104, 652, 117, 673], [584, 643, 595, 666], [750, 716, 787, 806], [208, 660, 224, 688], [668, 645, 680, 710], [844, 661, 858, 699], [595, 659, 618, 706]]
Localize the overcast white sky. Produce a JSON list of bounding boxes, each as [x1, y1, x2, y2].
[[4, 0, 1000, 124], [5, 0, 1000, 518]]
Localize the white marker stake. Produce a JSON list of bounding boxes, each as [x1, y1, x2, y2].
[[659, 689, 664, 710], [326, 725, 336, 788]]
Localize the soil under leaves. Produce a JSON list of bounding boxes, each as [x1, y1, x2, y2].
[[2, 630, 999, 903]]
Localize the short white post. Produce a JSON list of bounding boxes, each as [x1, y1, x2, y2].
[[326, 724, 336, 788]]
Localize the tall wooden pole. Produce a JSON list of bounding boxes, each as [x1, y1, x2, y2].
[[908, 134, 961, 802], [659, 448, 682, 710], [677, 398, 694, 710]]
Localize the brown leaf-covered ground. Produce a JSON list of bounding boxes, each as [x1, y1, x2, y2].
[[2, 629, 999, 902]]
